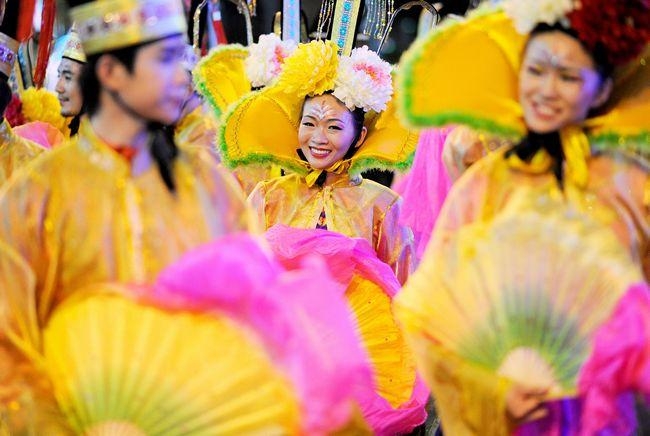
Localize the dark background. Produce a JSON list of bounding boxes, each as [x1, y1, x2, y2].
[[190, 0, 472, 63]]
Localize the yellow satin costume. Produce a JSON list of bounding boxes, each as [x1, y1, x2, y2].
[[0, 119, 255, 430], [250, 172, 414, 284], [174, 102, 220, 159], [0, 119, 46, 185]]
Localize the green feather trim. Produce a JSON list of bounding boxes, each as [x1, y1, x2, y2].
[[218, 93, 308, 175], [408, 111, 524, 140], [194, 79, 223, 119], [588, 130, 650, 151], [193, 45, 248, 119], [349, 152, 415, 176], [589, 131, 650, 163]]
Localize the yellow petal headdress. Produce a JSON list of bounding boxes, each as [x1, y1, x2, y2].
[[193, 45, 250, 118], [585, 45, 650, 159], [397, 8, 526, 138], [397, 6, 650, 159], [220, 40, 418, 176], [193, 34, 297, 118]]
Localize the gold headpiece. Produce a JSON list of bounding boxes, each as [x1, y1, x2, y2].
[[62, 28, 86, 63], [70, 0, 187, 56], [0, 32, 19, 78]]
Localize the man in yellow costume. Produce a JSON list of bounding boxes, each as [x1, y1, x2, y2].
[[55, 27, 86, 136], [0, 0, 256, 431]]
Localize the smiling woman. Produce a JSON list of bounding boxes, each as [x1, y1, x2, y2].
[[220, 40, 427, 434], [518, 29, 612, 135], [395, 0, 650, 434], [222, 41, 418, 285]]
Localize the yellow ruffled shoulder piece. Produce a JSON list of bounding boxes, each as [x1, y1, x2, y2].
[[397, 6, 526, 138], [193, 45, 250, 117], [220, 41, 417, 175]]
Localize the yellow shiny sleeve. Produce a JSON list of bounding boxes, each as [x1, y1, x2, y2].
[[186, 147, 261, 235], [247, 181, 270, 231], [0, 336, 71, 435], [0, 240, 41, 360], [400, 331, 513, 435], [374, 197, 414, 285], [0, 193, 70, 435], [0, 132, 46, 186], [0, 170, 58, 359]]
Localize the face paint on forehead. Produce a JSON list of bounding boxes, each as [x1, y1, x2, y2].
[[304, 98, 344, 122], [527, 43, 595, 75]]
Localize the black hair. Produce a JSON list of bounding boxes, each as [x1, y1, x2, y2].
[[79, 41, 179, 193], [68, 113, 82, 136], [0, 77, 12, 116], [0, 0, 19, 39], [527, 23, 613, 81], [298, 93, 366, 187], [505, 131, 565, 187]]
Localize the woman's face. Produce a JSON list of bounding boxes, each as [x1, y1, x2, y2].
[[299, 94, 365, 170], [519, 31, 610, 133], [112, 35, 190, 125]]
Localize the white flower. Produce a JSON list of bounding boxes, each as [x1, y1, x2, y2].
[[245, 33, 297, 88], [503, 0, 577, 34], [332, 46, 393, 113]]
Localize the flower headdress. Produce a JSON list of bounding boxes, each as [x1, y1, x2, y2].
[[333, 46, 393, 113], [6, 88, 69, 135], [397, 2, 650, 157], [193, 34, 297, 117], [503, 0, 650, 66], [220, 40, 416, 176], [245, 33, 297, 88]]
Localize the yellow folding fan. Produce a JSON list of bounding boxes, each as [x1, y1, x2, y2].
[[398, 209, 642, 397], [42, 290, 301, 436]]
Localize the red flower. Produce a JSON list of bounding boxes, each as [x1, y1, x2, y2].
[[568, 0, 650, 66], [5, 95, 26, 127]]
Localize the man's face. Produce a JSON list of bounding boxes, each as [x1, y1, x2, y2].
[[55, 58, 84, 117]]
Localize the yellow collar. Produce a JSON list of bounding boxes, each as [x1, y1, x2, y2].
[[304, 159, 351, 187], [506, 126, 591, 188]]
